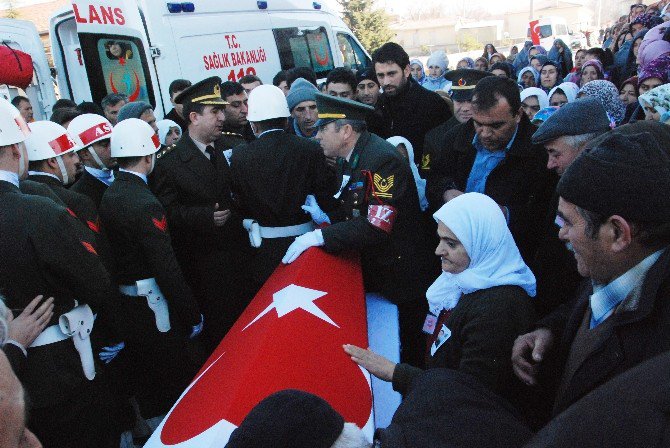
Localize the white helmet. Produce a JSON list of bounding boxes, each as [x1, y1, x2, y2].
[[247, 84, 290, 121], [25, 121, 79, 162], [0, 98, 30, 146], [68, 113, 113, 148], [111, 118, 160, 158]]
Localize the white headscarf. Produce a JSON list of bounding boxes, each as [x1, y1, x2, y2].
[[520, 87, 550, 110], [548, 82, 579, 105], [426, 193, 536, 314], [156, 119, 181, 145], [386, 136, 428, 211]]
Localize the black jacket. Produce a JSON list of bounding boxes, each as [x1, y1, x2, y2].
[[229, 130, 337, 285], [392, 285, 535, 407], [0, 181, 116, 407], [165, 108, 188, 133], [369, 76, 452, 165], [70, 169, 109, 209], [19, 179, 65, 205], [538, 248, 670, 416], [99, 171, 201, 329], [424, 116, 556, 262], [321, 131, 436, 303], [420, 116, 461, 177], [150, 131, 244, 256]]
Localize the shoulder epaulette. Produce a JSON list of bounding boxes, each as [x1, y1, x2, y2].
[[156, 144, 176, 159], [221, 131, 243, 138]]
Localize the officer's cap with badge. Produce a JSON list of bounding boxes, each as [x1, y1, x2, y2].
[[313, 93, 374, 129], [446, 69, 494, 102], [174, 76, 229, 106]]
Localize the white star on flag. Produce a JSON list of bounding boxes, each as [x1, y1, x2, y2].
[[243, 284, 339, 330]]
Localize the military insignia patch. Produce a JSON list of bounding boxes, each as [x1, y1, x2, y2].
[[373, 174, 394, 198], [153, 215, 168, 232], [421, 154, 430, 170], [87, 218, 100, 234], [81, 241, 98, 255]]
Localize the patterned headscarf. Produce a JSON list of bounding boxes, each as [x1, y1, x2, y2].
[[638, 54, 670, 85], [581, 59, 605, 78], [638, 39, 670, 68], [639, 83, 670, 118], [457, 57, 475, 69], [579, 80, 627, 123], [517, 66, 540, 86], [631, 13, 663, 30]]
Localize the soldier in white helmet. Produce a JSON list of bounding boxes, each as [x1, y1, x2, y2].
[[69, 113, 115, 208], [0, 98, 124, 446], [99, 118, 203, 427], [229, 84, 337, 294]]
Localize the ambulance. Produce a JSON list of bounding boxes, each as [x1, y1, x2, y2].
[[48, 0, 371, 118]]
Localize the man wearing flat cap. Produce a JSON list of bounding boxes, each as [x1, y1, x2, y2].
[[355, 69, 380, 107], [421, 69, 492, 186], [530, 97, 611, 318], [512, 131, 670, 423], [150, 76, 247, 350], [282, 93, 435, 368]]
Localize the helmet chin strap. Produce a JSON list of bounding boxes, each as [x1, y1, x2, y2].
[[55, 156, 69, 185], [88, 147, 108, 170], [17, 145, 27, 178], [148, 153, 156, 175]]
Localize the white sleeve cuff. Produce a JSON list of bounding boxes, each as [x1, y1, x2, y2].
[[314, 229, 325, 246], [4, 339, 27, 357]]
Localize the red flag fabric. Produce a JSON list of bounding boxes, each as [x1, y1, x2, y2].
[[529, 20, 541, 45], [145, 248, 373, 447]]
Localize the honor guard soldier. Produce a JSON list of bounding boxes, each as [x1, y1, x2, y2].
[[0, 98, 123, 447], [24, 121, 113, 270], [69, 113, 115, 208], [230, 85, 337, 292], [283, 93, 436, 367], [99, 118, 202, 424], [150, 76, 247, 350]]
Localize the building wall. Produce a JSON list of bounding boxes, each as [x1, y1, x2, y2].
[[393, 24, 458, 55]]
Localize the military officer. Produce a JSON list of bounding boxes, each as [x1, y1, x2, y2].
[[0, 98, 123, 447], [99, 118, 202, 423], [229, 85, 337, 292], [69, 113, 115, 208], [283, 94, 436, 367], [150, 76, 247, 350]]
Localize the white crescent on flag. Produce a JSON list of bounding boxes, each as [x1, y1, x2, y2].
[[143, 248, 400, 448]]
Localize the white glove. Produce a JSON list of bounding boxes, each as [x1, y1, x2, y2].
[[190, 314, 204, 339], [301, 195, 331, 225], [282, 230, 324, 264]]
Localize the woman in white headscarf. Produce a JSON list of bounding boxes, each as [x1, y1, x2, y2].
[[156, 119, 182, 146], [344, 193, 536, 404], [386, 136, 428, 211]]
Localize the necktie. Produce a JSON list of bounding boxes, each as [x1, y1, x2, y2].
[[205, 145, 217, 166]]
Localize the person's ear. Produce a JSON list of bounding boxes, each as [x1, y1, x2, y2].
[[607, 215, 633, 252], [403, 64, 411, 79], [46, 157, 59, 170]]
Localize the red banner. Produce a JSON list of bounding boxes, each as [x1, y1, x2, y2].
[[145, 248, 373, 447]]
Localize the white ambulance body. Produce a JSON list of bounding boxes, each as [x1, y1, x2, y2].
[[49, 0, 370, 118]]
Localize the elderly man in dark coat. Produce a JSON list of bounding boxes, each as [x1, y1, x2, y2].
[[512, 131, 670, 422]]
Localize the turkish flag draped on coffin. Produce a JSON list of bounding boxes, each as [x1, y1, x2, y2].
[[144, 248, 374, 447]]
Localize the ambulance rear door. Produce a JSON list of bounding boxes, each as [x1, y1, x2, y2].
[[0, 18, 57, 120], [51, 1, 159, 112]]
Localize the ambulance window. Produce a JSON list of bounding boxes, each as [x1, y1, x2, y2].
[[273, 27, 335, 78], [78, 34, 155, 107], [336, 33, 370, 71]]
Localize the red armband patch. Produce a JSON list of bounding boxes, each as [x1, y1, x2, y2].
[[367, 204, 397, 234]]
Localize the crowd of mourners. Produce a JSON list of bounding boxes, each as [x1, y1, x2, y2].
[[2, 2, 670, 448]]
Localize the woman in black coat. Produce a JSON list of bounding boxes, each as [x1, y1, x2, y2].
[[345, 193, 536, 407]]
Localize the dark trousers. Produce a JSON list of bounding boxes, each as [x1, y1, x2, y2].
[[30, 374, 124, 448]]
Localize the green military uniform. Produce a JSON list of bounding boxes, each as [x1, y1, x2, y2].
[[314, 94, 437, 367], [150, 77, 247, 349], [19, 178, 65, 205]]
